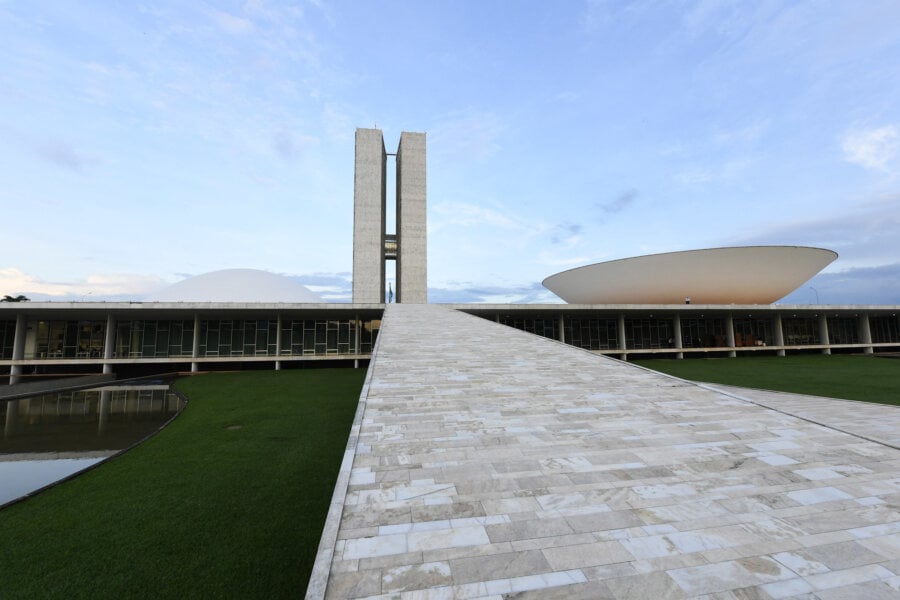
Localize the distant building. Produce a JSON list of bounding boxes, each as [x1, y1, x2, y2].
[[353, 128, 426, 304], [2, 130, 899, 385]]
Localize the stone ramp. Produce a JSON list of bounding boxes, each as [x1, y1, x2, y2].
[[703, 384, 900, 450], [311, 304, 900, 599]]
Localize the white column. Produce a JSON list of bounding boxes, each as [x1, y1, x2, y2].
[[617, 314, 627, 361], [774, 313, 786, 357], [191, 314, 201, 373], [818, 314, 831, 355], [673, 314, 683, 359], [354, 313, 361, 369], [9, 314, 26, 384], [859, 313, 873, 355], [102, 313, 116, 375], [558, 314, 565, 344], [725, 315, 736, 358], [275, 314, 282, 371]]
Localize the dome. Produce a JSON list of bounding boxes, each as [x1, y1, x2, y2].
[[144, 269, 323, 303], [542, 246, 837, 305]]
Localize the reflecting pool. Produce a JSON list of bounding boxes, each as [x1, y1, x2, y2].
[[1, 383, 184, 506]]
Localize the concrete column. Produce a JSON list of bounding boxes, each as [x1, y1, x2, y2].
[[558, 314, 565, 344], [102, 313, 116, 375], [354, 313, 361, 369], [859, 313, 873, 355], [725, 315, 736, 358], [818, 314, 831, 355], [191, 314, 201, 373], [673, 314, 683, 360], [352, 128, 387, 304], [617, 314, 627, 361], [774, 313, 786, 357], [9, 314, 26, 385], [275, 314, 282, 371], [495, 313, 500, 323], [396, 131, 427, 303]]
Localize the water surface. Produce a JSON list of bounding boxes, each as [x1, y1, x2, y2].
[[1, 384, 183, 506]]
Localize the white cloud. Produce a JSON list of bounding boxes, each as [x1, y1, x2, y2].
[[430, 111, 505, 163], [675, 167, 714, 185], [431, 202, 533, 232], [37, 141, 97, 172], [209, 9, 255, 35], [0, 268, 167, 300], [842, 125, 899, 171]]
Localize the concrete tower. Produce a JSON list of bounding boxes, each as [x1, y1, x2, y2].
[[352, 128, 427, 303]]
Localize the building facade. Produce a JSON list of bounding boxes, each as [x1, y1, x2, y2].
[[352, 128, 427, 304], [2, 303, 899, 384]]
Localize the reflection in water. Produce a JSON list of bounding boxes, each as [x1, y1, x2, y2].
[[1, 384, 184, 506]]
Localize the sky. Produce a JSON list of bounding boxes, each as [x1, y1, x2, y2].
[[2, 1, 899, 305]]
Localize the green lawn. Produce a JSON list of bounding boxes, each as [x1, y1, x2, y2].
[[0, 369, 365, 599], [633, 355, 900, 406]]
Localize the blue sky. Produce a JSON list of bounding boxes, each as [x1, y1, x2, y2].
[[2, 1, 899, 304]]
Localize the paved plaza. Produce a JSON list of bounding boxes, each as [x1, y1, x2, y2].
[[308, 304, 900, 599]]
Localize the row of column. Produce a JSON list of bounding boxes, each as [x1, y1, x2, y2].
[[8, 313, 368, 384], [554, 312, 876, 360]]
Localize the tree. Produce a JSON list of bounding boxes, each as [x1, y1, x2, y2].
[[1, 294, 30, 302]]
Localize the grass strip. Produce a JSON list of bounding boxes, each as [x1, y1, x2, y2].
[[0, 368, 365, 599], [634, 355, 900, 406]]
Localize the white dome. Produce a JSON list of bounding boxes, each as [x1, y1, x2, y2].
[[145, 269, 323, 303], [543, 246, 837, 305]]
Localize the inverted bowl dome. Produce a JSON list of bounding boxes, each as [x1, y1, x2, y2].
[[542, 246, 837, 304], [145, 269, 323, 303]]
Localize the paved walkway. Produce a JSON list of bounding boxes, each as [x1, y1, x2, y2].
[[703, 385, 900, 450], [309, 304, 900, 599]]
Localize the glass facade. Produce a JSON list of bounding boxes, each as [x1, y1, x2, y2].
[[198, 319, 278, 357], [6, 316, 379, 361], [782, 317, 820, 345], [681, 318, 726, 348], [33, 320, 106, 358], [3, 310, 895, 366], [827, 317, 860, 345], [871, 316, 900, 344], [564, 317, 618, 350], [733, 318, 774, 347], [500, 315, 559, 341], [624, 318, 674, 350], [0, 320, 15, 359], [116, 320, 195, 358], [278, 318, 380, 356]]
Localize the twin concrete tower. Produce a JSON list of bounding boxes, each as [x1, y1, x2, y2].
[[352, 128, 427, 304]]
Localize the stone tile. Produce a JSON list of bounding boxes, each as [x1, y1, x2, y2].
[[604, 571, 688, 599], [859, 533, 900, 559], [542, 540, 633, 570], [667, 557, 794, 596], [786, 487, 855, 505], [804, 539, 890, 570], [760, 577, 815, 599], [381, 561, 451, 594], [813, 579, 900, 600], [450, 550, 551, 585], [326, 569, 383, 598], [485, 517, 574, 543], [805, 563, 895, 590], [343, 534, 408, 560], [498, 580, 614, 599]]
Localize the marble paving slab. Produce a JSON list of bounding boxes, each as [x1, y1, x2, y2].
[[308, 304, 900, 599]]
